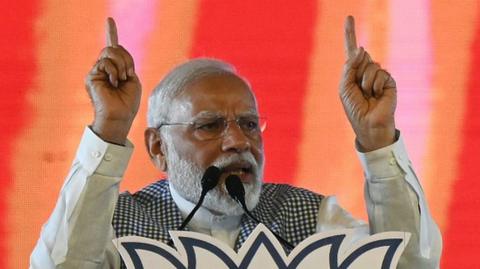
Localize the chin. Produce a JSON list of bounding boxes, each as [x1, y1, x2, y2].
[[203, 181, 262, 216]]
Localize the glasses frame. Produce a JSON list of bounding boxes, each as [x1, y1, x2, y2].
[[157, 115, 267, 141]]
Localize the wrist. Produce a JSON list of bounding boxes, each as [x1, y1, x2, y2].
[[356, 127, 396, 152], [91, 118, 132, 145]]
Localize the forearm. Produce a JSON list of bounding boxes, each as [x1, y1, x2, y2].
[[57, 173, 121, 268], [30, 127, 133, 269], [359, 133, 442, 268]]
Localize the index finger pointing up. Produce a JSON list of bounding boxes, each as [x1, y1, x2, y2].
[[344, 15, 358, 59], [106, 17, 119, 47]]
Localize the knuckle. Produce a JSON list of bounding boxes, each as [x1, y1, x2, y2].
[[100, 48, 126, 65], [391, 79, 397, 88], [361, 79, 369, 90], [372, 68, 381, 79], [359, 61, 368, 71], [118, 45, 132, 57], [97, 57, 106, 64], [97, 57, 111, 67], [365, 63, 375, 72], [99, 47, 114, 58], [365, 52, 372, 62]]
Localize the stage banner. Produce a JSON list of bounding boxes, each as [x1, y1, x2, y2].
[[113, 224, 410, 269]]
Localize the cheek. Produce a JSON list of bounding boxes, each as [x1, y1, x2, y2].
[[192, 147, 221, 169], [173, 133, 221, 168], [171, 131, 264, 169], [251, 139, 264, 164], [168, 132, 197, 159]]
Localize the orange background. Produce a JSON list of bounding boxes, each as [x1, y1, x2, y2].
[[3, 0, 479, 267]]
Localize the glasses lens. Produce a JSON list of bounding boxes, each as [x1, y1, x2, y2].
[[238, 116, 258, 131], [192, 116, 266, 141], [259, 117, 267, 132], [238, 116, 266, 139], [193, 117, 225, 140]]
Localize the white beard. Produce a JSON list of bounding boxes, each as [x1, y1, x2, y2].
[[166, 144, 263, 216]]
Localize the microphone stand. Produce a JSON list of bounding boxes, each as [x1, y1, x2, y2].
[[167, 166, 221, 247], [225, 175, 295, 250]]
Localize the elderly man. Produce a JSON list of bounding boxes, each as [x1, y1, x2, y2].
[[30, 16, 442, 268]]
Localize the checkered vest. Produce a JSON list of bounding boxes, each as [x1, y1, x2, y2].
[[112, 180, 323, 265]]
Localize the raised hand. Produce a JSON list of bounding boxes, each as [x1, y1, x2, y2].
[[86, 17, 142, 145], [339, 16, 397, 152]]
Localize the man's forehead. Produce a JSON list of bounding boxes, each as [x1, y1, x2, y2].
[[179, 72, 253, 95], [192, 109, 259, 119], [169, 73, 259, 117]]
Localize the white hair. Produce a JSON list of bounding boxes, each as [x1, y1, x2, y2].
[[147, 58, 264, 215], [147, 58, 239, 128]]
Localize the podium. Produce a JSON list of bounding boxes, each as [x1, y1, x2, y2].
[[114, 224, 410, 269]]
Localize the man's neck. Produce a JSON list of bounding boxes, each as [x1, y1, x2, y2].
[[169, 182, 242, 231]]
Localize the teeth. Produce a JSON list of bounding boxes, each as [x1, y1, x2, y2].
[[230, 169, 245, 176]]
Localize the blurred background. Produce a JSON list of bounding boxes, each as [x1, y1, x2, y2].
[[2, 0, 478, 267]]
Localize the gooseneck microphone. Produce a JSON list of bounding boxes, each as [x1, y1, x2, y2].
[[225, 175, 295, 250], [168, 166, 221, 247], [177, 166, 222, 230]]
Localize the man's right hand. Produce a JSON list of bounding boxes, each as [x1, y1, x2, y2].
[[85, 17, 142, 145]]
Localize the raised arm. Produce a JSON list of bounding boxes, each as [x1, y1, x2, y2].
[[336, 16, 442, 268], [30, 18, 137, 269], [340, 15, 396, 152], [87, 17, 142, 145]]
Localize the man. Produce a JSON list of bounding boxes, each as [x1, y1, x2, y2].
[[30, 16, 442, 268]]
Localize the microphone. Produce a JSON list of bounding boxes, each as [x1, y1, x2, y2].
[[168, 166, 221, 247], [225, 175, 295, 250], [177, 166, 221, 231]]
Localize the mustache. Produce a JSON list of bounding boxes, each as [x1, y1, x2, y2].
[[212, 152, 259, 176]]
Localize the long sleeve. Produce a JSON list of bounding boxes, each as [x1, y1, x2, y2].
[[30, 127, 133, 269], [316, 132, 442, 268]]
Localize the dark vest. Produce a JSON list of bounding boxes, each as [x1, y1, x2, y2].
[[112, 180, 323, 265]]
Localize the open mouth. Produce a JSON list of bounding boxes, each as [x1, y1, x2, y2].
[[219, 161, 255, 183]]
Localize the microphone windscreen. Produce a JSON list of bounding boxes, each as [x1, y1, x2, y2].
[[201, 166, 221, 191], [225, 175, 245, 201]]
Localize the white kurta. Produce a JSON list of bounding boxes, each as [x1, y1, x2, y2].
[[30, 127, 442, 268]]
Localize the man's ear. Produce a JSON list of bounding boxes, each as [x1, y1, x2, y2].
[[144, 127, 167, 172]]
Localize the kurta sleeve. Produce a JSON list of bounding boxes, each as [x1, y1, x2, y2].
[[316, 132, 442, 268], [30, 127, 133, 269]]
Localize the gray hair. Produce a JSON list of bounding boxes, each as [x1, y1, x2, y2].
[[147, 58, 239, 128]]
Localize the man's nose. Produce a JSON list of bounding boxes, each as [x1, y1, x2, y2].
[[221, 122, 251, 153]]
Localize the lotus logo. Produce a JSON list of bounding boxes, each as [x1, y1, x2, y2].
[[113, 224, 410, 269]]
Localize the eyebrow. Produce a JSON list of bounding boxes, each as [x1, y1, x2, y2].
[[191, 110, 259, 120], [236, 111, 259, 117], [191, 111, 222, 121]]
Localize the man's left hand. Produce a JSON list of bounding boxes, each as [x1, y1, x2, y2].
[[339, 16, 397, 152]]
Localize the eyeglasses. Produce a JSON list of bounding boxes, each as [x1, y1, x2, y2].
[[158, 115, 266, 141]]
